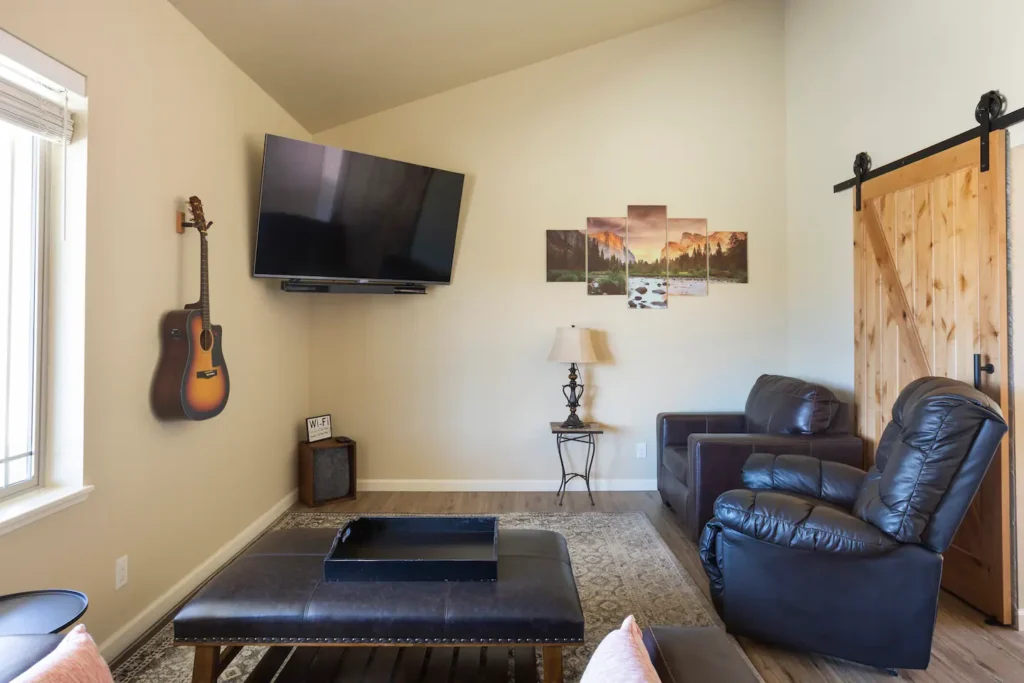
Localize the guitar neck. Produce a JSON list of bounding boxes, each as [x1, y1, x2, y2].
[[200, 232, 210, 330]]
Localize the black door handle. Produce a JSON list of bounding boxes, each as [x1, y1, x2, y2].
[[974, 353, 995, 389]]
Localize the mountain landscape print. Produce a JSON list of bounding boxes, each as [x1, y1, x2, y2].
[[665, 218, 709, 296], [708, 231, 748, 283], [546, 230, 586, 282], [553, 209, 748, 299], [586, 217, 629, 295], [626, 205, 668, 309]]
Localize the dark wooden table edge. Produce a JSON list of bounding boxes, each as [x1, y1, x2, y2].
[[180, 641, 571, 683], [173, 640, 580, 648]]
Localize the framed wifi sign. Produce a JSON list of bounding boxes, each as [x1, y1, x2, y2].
[[305, 414, 332, 442]]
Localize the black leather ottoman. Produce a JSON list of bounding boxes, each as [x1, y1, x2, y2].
[[174, 527, 585, 682]]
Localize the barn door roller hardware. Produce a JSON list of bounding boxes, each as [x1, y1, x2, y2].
[[852, 152, 871, 211], [976, 90, 1007, 172], [835, 90, 1020, 200]]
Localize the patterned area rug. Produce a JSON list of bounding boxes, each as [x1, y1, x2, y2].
[[112, 511, 746, 682]]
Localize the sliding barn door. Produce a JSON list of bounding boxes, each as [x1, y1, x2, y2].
[[852, 132, 1012, 623]]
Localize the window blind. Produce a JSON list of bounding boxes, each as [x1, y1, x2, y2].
[[0, 72, 72, 144]]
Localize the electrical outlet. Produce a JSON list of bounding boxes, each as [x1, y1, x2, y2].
[[636, 442, 647, 459], [115, 555, 128, 590]]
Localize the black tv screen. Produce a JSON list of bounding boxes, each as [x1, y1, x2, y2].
[[253, 135, 465, 284]]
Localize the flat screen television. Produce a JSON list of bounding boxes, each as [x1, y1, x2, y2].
[[253, 134, 465, 285]]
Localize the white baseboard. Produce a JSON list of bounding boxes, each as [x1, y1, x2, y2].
[[357, 479, 657, 492], [98, 488, 298, 661]]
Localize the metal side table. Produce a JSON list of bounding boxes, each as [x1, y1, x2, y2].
[[550, 422, 603, 506], [0, 590, 88, 636]]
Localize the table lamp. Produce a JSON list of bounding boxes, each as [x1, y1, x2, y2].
[[548, 325, 598, 428]]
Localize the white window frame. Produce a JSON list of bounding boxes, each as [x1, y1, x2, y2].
[[0, 130, 51, 502], [0, 29, 90, 537]]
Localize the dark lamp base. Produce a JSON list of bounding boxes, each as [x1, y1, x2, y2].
[[560, 413, 586, 429]]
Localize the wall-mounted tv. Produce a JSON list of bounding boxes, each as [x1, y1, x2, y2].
[[253, 134, 465, 285]]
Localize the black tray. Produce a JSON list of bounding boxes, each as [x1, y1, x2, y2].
[[324, 516, 498, 582]]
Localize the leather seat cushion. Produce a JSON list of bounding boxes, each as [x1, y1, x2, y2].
[[743, 453, 865, 509], [173, 528, 585, 644], [661, 445, 688, 486], [714, 490, 898, 554]]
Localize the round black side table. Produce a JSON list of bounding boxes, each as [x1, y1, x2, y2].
[[0, 590, 88, 635], [550, 421, 603, 506]]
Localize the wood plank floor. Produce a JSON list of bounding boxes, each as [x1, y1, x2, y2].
[[307, 491, 1024, 683]]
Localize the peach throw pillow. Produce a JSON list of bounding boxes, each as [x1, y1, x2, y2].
[[580, 615, 662, 683], [13, 625, 114, 683]]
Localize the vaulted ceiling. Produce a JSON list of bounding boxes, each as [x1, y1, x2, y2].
[[170, 0, 724, 133]]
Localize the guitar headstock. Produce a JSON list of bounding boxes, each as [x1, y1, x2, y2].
[[188, 196, 210, 234]]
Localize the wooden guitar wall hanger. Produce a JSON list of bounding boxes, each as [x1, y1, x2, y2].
[[151, 196, 230, 420]]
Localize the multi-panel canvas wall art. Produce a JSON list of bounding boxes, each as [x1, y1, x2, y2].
[[626, 205, 668, 309], [586, 217, 628, 295], [565, 210, 747, 308], [708, 231, 748, 283], [546, 230, 586, 282], [667, 218, 709, 296]]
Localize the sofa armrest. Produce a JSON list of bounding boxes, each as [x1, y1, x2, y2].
[[743, 453, 866, 509], [657, 412, 745, 448], [713, 489, 898, 554], [641, 626, 760, 683], [687, 432, 865, 539]]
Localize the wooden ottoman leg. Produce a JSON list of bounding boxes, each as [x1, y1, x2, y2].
[[542, 646, 563, 683], [191, 645, 220, 683]]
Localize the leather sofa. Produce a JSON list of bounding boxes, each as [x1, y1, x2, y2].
[[699, 377, 1007, 672], [657, 374, 863, 540], [642, 626, 759, 682]]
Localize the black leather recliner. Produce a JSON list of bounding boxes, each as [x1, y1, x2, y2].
[[699, 377, 1007, 672], [658, 374, 863, 541]]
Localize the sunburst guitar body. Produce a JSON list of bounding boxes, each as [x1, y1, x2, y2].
[[153, 307, 229, 420], [152, 196, 230, 420]]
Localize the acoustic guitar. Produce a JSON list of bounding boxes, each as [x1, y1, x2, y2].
[[152, 196, 230, 420]]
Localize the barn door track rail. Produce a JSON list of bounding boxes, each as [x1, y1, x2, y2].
[[836, 90, 1018, 209]]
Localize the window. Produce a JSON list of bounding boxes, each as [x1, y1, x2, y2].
[[0, 120, 47, 500], [0, 31, 85, 529]]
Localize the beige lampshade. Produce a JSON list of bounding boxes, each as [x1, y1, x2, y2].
[[548, 326, 598, 363]]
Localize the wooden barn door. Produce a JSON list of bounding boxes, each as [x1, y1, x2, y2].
[[852, 132, 1012, 623]]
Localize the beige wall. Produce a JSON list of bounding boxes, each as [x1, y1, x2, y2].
[[309, 0, 787, 487], [785, 0, 1024, 618], [0, 0, 311, 651]]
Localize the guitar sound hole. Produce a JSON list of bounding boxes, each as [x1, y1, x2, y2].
[[200, 329, 214, 352]]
